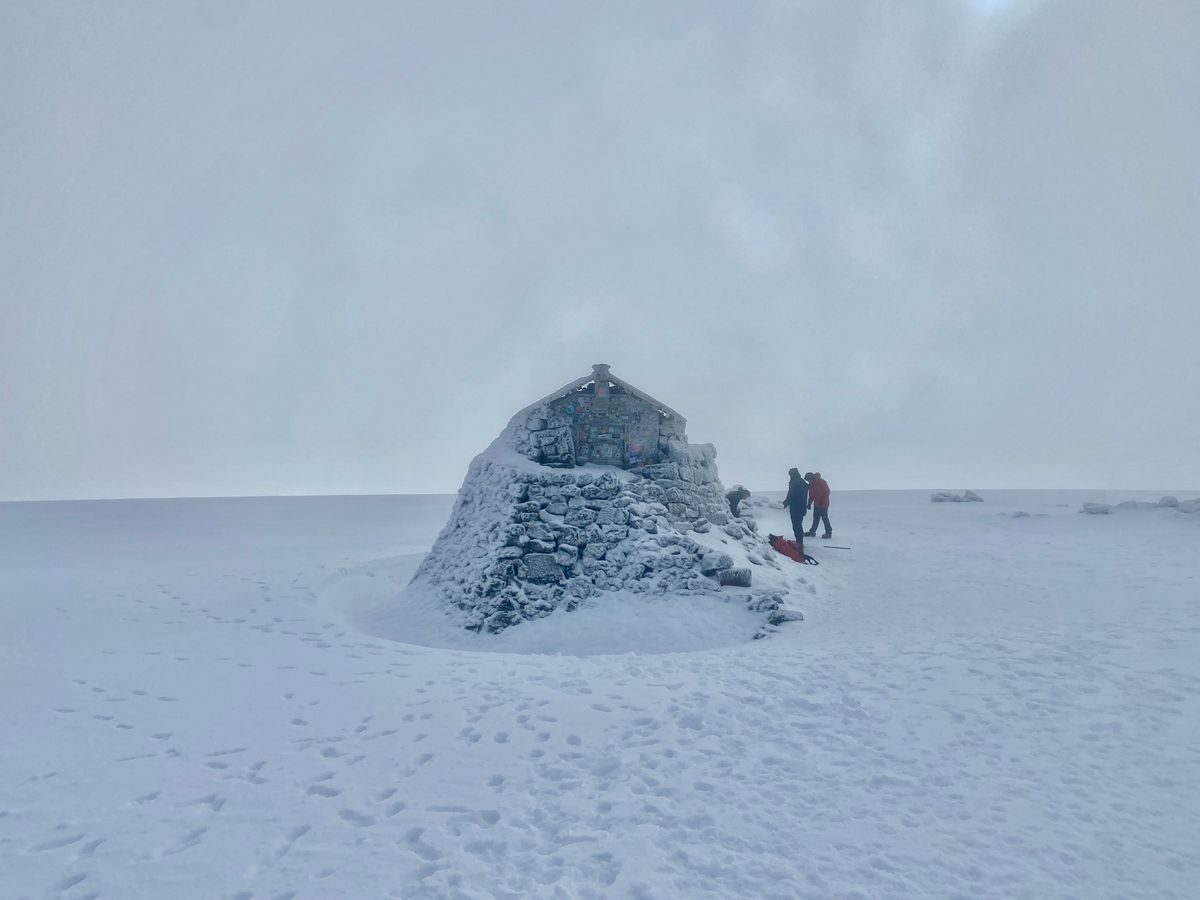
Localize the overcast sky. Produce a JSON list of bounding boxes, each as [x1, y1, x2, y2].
[[2, 1, 1197, 501]]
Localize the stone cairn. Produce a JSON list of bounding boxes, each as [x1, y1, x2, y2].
[[408, 370, 791, 634]]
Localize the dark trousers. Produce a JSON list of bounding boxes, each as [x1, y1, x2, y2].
[[789, 509, 807, 543], [808, 506, 831, 536]]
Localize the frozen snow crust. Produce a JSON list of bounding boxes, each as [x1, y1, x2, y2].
[[5, 491, 1199, 899], [369, 403, 796, 642]]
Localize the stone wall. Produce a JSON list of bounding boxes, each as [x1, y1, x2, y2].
[[410, 413, 783, 634], [515, 388, 685, 470]]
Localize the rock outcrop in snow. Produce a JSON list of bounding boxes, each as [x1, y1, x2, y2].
[[1080, 496, 1200, 515], [931, 490, 984, 503], [406, 365, 789, 634]]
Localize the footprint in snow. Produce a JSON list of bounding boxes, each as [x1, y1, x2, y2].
[[163, 827, 207, 856], [31, 833, 84, 852], [274, 824, 310, 860], [337, 809, 374, 828], [53, 872, 88, 892], [177, 793, 225, 812], [404, 827, 441, 861]]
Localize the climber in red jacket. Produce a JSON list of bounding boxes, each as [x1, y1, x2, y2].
[[805, 472, 832, 539]]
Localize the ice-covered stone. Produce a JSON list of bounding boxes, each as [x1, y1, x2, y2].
[[525, 523, 554, 541], [1080, 502, 1113, 515], [595, 507, 628, 526], [767, 609, 803, 625], [719, 568, 752, 587], [521, 553, 564, 584], [564, 508, 597, 527], [699, 552, 734, 574]]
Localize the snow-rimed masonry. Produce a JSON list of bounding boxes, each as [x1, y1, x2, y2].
[[404, 364, 795, 634]]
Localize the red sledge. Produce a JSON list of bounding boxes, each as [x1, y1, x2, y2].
[[769, 534, 819, 565]]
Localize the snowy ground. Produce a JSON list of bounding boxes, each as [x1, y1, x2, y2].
[[2, 490, 1198, 899]]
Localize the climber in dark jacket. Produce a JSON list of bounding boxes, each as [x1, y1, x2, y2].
[[782, 468, 809, 542], [726, 485, 751, 517]]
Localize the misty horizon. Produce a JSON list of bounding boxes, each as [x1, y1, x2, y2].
[[3, 1, 1197, 502]]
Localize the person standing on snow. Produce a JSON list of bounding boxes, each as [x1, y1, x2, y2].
[[806, 471, 832, 539], [782, 468, 809, 543]]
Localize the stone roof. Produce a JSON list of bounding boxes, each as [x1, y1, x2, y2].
[[533, 364, 687, 425]]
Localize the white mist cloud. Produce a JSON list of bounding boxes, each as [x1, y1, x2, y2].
[[1, 0, 1195, 499]]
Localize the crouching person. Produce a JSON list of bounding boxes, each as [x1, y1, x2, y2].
[[726, 484, 751, 517]]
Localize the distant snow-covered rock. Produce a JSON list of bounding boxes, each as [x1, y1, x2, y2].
[[931, 490, 984, 503], [1079, 497, 1199, 515]]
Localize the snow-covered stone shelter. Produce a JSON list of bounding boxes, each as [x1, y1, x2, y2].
[[520, 363, 684, 468], [404, 364, 798, 635]]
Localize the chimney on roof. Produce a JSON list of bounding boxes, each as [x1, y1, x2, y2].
[[592, 363, 611, 397]]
